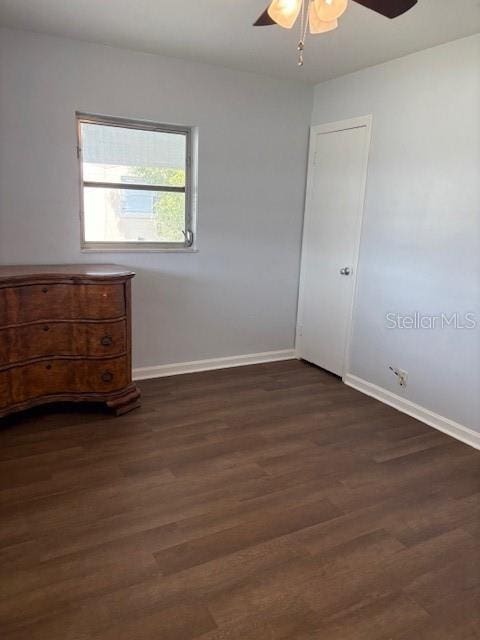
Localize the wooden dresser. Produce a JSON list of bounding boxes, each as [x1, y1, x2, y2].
[[0, 265, 140, 418]]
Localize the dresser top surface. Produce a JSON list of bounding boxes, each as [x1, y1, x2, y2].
[[0, 264, 135, 283]]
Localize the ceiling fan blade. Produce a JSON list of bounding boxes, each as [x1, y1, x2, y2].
[[353, 0, 417, 19], [253, 8, 277, 26]]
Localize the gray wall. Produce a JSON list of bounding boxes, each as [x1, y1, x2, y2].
[[0, 28, 312, 369], [312, 35, 480, 431]]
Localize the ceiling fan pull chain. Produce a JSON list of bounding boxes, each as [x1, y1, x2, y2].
[[297, 39, 304, 66], [297, 0, 309, 66]]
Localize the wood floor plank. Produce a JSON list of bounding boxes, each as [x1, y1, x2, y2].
[[74, 536, 308, 636], [153, 497, 342, 575], [89, 602, 216, 640], [299, 592, 431, 640], [0, 360, 478, 639]]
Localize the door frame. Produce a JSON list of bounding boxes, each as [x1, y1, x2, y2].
[[296, 115, 373, 380]]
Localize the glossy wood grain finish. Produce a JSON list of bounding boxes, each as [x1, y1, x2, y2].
[[0, 356, 130, 408], [0, 320, 127, 366], [0, 265, 140, 418], [0, 361, 478, 639], [0, 283, 125, 326], [0, 264, 135, 282]]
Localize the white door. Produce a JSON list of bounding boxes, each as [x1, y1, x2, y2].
[[297, 117, 372, 377]]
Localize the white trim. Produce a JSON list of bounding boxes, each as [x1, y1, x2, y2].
[[344, 374, 480, 451], [133, 349, 297, 381], [296, 115, 372, 378], [312, 115, 373, 136]]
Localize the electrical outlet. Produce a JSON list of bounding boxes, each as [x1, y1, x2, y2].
[[389, 366, 408, 388], [397, 369, 408, 388]]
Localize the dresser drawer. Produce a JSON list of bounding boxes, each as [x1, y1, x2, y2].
[[0, 283, 125, 326], [0, 321, 127, 366], [0, 357, 130, 408]]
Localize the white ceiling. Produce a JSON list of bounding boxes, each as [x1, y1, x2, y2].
[[0, 0, 479, 84]]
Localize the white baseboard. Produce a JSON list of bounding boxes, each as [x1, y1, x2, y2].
[[133, 349, 297, 381], [344, 374, 480, 451]]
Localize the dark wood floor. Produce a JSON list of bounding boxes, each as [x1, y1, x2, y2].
[[0, 360, 479, 639]]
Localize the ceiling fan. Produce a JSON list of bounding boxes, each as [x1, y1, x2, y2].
[[254, 0, 418, 65]]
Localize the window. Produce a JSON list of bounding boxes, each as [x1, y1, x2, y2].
[[77, 113, 197, 251]]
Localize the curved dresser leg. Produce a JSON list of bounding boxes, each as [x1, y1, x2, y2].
[[106, 385, 141, 416]]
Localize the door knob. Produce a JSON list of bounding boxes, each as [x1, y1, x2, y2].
[[340, 267, 351, 276]]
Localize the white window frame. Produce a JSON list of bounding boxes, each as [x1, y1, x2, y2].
[[76, 112, 198, 252]]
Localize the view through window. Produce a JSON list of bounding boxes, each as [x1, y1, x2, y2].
[[77, 114, 195, 250]]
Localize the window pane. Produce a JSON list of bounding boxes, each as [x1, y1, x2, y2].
[[81, 123, 187, 188], [84, 187, 186, 243]]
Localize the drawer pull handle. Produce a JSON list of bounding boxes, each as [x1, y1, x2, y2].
[[42, 287, 49, 294], [46, 364, 52, 370], [43, 325, 50, 332], [101, 371, 114, 383], [101, 335, 113, 347]]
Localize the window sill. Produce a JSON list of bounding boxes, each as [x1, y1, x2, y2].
[[81, 247, 198, 254]]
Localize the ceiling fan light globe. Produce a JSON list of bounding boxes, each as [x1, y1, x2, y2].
[[309, 3, 338, 33], [313, 0, 348, 21], [267, 0, 303, 29]]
